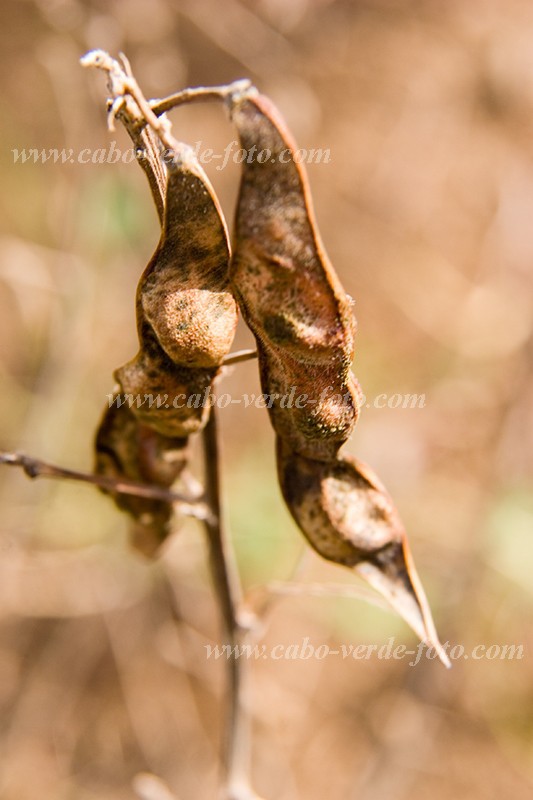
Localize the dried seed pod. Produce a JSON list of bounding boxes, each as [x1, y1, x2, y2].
[[116, 147, 238, 437], [277, 439, 449, 666], [120, 117, 167, 224], [84, 51, 238, 436], [81, 49, 167, 223], [228, 88, 360, 461], [138, 153, 238, 368], [95, 395, 189, 556]]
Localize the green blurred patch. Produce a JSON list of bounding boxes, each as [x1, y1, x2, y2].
[[323, 591, 420, 644], [226, 444, 303, 588], [486, 486, 533, 598], [76, 173, 156, 256]]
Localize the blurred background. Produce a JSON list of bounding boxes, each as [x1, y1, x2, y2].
[[1, 0, 532, 798]]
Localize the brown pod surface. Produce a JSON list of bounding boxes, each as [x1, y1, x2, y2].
[[117, 109, 167, 225], [277, 439, 450, 666], [228, 88, 359, 461], [258, 352, 361, 455], [116, 147, 238, 437], [95, 395, 189, 556]]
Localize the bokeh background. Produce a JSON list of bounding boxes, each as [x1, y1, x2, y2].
[[1, 1, 532, 798]]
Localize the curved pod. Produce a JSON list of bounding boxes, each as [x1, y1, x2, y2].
[[116, 147, 238, 437], [228, 89, 359, 461], [277, 439, 450, 667]]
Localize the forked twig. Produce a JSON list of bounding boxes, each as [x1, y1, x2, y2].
[[81, 51, 252, 157], [0, 425, 259, 799], [1, 441, 259, 796]]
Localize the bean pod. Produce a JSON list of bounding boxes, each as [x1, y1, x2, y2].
[[116, 147, 238, 437], [276, 438, 449, 665], [95, 396, 189, 556], [228, 88, 360, 461]]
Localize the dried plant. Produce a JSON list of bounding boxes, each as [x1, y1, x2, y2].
[[0, 50, 450, 800]]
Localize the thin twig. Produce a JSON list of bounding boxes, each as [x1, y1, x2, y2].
[[81, 51, 253, 137], [267, 579, 392, 608], [82, 50, 167, 220], [222, 349, 258, 367], [0, 452, 209, 521], [82, 52, 254, 182], [81, 49, 262, 797], [201, 411, 242, 637], [201, 410, 259, 800], [147, 79, 253, 121], [82, 49, 179, 153]]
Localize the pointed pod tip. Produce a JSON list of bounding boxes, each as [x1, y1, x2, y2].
[[401, 538, 451, 669], [355, 540, 450, 669], [419, 622, 451, 669]]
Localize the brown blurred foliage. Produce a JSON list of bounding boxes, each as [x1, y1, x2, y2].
[[0, 1, 532, 798]]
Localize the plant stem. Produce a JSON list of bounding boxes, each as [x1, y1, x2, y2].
[[222, 349, 258, 367], [147, 80, 252, 121], [201, 409, 256, 799], [0, 451, 208, 520], [1, 439, 257, 795]]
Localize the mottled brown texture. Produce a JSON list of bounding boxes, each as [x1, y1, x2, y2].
[[277, 440, 400, 561], [94, 84, 237, 550], [228, 89, 360, 461], [258, 350, 361, 460], [94, 395, 189, 556], [84, 58, 445, 661], [115, 333, 217, 437], [225, 87, 445, 660], [116, 148, 238, 438], [277, 439, 448, 663], [139, 159, 238, 369]]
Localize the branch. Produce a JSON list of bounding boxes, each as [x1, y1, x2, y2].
[[82, 50, 252, 158], [0, 451, 209, 522], [147, 79, 253, 121], [222, 349, 258, 367], [200, 411, 261, 800]]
